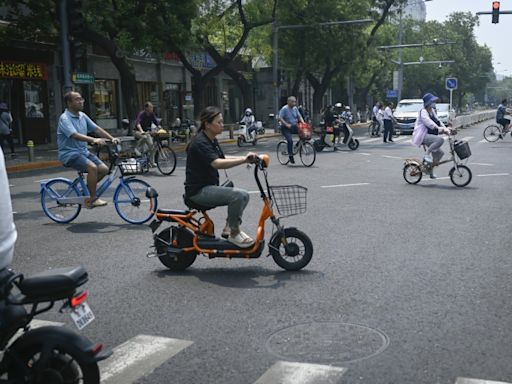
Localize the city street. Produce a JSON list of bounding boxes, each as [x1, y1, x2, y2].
[[7, 119, 512, 384]]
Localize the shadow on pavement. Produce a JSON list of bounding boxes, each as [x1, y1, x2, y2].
[[153, 265, 323, 289], [64, 221, 149, 234]]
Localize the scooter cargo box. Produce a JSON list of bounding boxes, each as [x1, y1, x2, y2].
[[19, 266, 88, 302], [454, 140, 471, 159]]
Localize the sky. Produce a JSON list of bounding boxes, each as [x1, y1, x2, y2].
[[425, 0, 509, 76]]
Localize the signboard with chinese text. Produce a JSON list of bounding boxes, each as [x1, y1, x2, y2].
[[72, 72, 95, 84], [0, 61, 48, 80]]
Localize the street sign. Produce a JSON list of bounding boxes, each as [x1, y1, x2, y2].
[[386, 89, 398, 98], [72, 72, 95, 84], [445, 77, 458, 90]]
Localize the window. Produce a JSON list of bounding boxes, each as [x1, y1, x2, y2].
[[24, 81, 45, 118], [93, 79, 118, 119], [137, 82, 159, 114]]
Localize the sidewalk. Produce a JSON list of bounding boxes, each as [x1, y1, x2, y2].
[[4, 129, 282, 174]]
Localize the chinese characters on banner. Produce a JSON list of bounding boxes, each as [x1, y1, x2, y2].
[[0, 62, 48, 80]]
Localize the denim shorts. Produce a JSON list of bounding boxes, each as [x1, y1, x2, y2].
[[64, 152, 103, 172]]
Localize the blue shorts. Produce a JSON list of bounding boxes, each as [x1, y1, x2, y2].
[[64, 152, 103, 172]]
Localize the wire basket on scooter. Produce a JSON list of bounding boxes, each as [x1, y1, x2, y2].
[[269, 185, 308, 217]]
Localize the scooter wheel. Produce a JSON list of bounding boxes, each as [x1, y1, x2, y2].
[[156, 227, 197, 271], [270, 228, 313, 271], [348, 139, 359, 150], [237, 137, 244, 147]]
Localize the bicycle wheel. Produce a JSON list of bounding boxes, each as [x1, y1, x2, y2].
[[41, 179, 82, 223], [155, 145, 177, 175], [449, 165, 472, 187], [483, 124, 501, 142], [276, 141, 290, 165], [348, 138, 359, 150], [270, 228, 313, 271], [299, 141, 316, 167], [368, 122, 374, 136], [403, 163, 422, 184], [114, 179, 157, 224]]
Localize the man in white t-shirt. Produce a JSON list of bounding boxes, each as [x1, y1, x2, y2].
[[383, 102, 396, 143]]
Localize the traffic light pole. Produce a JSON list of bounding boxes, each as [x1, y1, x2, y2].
[[59, 0, 73, 92]]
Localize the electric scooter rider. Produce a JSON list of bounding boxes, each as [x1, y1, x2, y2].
[[323, 105, 340, 148], [185, 106, 258, 248], [334, 103, 350, 144], [240, 108, 257, 140]]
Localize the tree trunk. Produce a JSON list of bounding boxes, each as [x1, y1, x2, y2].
[[81, 28, 138, 134]]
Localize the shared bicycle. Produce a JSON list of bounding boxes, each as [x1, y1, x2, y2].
[[483, 123, 512, 142], [40, 143, 158, 224]]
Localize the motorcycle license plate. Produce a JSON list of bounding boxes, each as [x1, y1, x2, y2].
[[70, 302, 95, 330]]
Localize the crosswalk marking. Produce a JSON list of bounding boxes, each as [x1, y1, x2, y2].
[[361, 137, 381, 143], [394, 136, 410, 142], [381, 155, 403, 159], [253, 361, 346, 384], [455, 378, 512, 384], [476, 173, 510, 177], [321, 183, 369, 188], [99, 334, 193, 384], [460, 136, 474, 141]]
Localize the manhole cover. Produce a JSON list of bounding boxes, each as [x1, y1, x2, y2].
[[266, 322, 389, 364]]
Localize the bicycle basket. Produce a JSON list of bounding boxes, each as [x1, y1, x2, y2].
[[119, 159, 144, 175], [454, 140, 471, 160], [268, 185, 307, 217], [298, 122, 312, 140]]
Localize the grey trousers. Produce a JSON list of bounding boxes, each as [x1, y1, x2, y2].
[[422, 134, 444, 163], [189, 186, 249, 231], [134, 132, 155, 161]]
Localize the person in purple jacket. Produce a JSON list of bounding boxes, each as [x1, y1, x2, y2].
[[411, 93, 451, 179]]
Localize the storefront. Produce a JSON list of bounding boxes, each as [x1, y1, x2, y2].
[[0, 57, 52, 145]]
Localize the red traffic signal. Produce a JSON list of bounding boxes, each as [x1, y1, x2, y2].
[[492, 1, 500, 23]]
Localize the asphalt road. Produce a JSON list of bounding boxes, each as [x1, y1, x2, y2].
[[7, 120, 512, 384]]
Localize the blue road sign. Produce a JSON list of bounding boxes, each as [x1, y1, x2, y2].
[[445, 77, 458, 90], [386, 89, 398, 98]]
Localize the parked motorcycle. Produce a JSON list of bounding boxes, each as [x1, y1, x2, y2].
[[0, 266, 111, 383]]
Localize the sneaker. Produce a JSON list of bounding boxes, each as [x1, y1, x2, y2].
[[423, 154, 433, 164], [85, 198, 108, 209], [429, 172, 438, 179], [289, 156, 295, 164]]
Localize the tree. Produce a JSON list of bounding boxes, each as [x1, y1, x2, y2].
[[0, 0, 197, 132]]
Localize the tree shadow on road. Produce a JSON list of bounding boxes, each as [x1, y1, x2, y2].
[[153, 265, 324, 290]]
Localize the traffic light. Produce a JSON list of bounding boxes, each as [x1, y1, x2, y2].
[[492, 1, 500, 24], [67, 0, 84, 35]]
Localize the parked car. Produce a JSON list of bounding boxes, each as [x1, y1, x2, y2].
[[435, 103, 456, 126], [393, 99, 424, 135]]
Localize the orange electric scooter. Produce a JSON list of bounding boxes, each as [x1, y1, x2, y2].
[[145, 155, 313, 271]]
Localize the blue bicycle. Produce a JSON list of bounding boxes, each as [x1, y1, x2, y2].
[[40, 144, 158, 224]]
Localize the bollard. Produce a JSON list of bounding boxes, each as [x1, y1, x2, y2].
[[27, 140, 34, 162]]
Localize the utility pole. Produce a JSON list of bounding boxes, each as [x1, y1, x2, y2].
[[59, 0, 73, 92]]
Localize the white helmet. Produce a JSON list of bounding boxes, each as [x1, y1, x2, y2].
[[245, 108, 253, 116], [334, 102, 342, 108], [345, 106, 350, 110]]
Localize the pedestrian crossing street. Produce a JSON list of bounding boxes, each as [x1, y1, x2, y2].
[[19, 320, 512, 384]]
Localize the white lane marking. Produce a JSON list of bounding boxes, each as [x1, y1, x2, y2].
[[394, 136, 410, 142], [9, 184, 14, 187], [455, 378, 512, 384], [35, 179, 51, 183], [361, 138, 381, 143], [469, 162, 493, 166], [99, 335, 193, 384], [381, 155, 403, 159], [460, 136, 474, 141], [248, 190, 267, 194], [479, 139, 490, 143], [321, 183, 370, 188], [253, 361, 346, 384], [476, 173, 510, 177], [358, 152, 371, 156]]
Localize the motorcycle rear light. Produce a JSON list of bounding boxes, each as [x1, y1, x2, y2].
[[90, 343, 103, 356], [70, 291, 88, 308]]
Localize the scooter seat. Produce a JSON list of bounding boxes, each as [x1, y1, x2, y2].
[[183, 194, 215, 211], [19, 266, 88, 301]]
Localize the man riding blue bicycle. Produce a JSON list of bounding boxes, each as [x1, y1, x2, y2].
[[278, 96, 305, 164], [57, 91, 119, 209]]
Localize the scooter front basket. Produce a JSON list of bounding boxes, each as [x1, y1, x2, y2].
[[269, 185, 307, 217]]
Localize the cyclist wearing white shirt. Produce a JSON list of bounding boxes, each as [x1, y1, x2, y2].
[[383, 102, 395, 143]]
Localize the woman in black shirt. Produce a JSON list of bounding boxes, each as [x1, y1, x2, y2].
[[185, 106, 257, 248]]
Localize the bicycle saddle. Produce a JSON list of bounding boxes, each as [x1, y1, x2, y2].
[[183, 194, 216, 212]]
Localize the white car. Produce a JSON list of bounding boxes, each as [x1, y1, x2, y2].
[[393, 99, 424, 135], [435, 103, 456, 125]]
